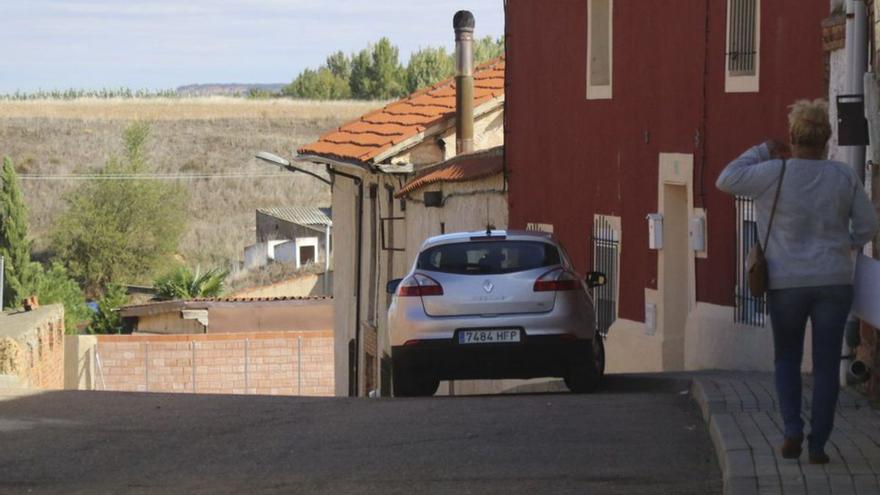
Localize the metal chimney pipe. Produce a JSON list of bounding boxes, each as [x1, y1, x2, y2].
[[454, 10, 475, 156]]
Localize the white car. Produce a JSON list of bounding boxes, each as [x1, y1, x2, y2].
[[387, 230, 607, 397]]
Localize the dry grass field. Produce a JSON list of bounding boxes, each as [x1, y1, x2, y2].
[[0, 97, 381, 267]]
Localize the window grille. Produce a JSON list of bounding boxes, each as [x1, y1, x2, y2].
[[727, 0, 758, 76], [735, 196, 767, 326], [591, 216, 619, 335]]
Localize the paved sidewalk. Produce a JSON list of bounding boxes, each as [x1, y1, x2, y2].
[[692, 371, 880, 495]]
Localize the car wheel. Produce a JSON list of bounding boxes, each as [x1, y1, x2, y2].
[[564, 341, 601, 394], [593, 336, 606, 378]]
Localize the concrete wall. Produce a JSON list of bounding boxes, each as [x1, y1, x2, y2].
[[402, 174, 508, 268], [332, 177, 359, 396], [0, 305, 65, 390], [135, 311, 206, 335], [229, 273, 324, 298], [67, 331, 334, 396], [604, 302, 815, 374]]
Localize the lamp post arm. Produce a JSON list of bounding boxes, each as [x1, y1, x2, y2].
[[282, 164, 332, 186]]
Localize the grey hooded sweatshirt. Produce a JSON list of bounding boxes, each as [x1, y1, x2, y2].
[[716, 143, 878, 290]]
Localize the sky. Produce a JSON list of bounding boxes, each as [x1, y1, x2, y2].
[[0, 0, 505, 93]]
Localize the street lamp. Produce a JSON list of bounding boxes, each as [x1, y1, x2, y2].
[[255, 151, 332, 186]]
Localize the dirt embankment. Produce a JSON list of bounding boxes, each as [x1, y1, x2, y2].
[[0, 98, 380, 266]]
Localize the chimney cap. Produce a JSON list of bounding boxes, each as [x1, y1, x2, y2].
[[453, 10, 475, 32]]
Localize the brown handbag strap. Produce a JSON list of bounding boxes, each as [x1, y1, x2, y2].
[[762, 159, 787, 251]]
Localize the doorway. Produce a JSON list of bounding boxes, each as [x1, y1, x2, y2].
[[661, 184, 688, 370]]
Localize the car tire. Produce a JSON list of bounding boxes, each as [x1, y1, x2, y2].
[[393, 367, 439, 397], [593, 336, 606, 378], [564, 341, 601, 394]]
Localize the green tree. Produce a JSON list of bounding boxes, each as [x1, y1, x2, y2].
[[349, 48, 374, 99], [473, 36, 505, 64], [325, 51, 351, 80], [31, 262, 90, 333], [154, 265, 228, 300], [51, 122, 186, 297], [88, 284, 128, 334], [367, 38, 406, 99], [406, 47, 454, 93], [283, 67, 351, 100], [0, 157, 35, 309]]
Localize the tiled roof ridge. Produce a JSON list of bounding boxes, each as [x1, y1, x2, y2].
[[328, 55, 505, 133], [395, 148, 504, 198], [298, 55, 505, 164], [415, 145, 503, 175]]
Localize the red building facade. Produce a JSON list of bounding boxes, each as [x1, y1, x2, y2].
[[505, 0, 828, 371]]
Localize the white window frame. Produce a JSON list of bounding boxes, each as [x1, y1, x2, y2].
[[586, 0, 613, 100], [725, 0, 761, 93]]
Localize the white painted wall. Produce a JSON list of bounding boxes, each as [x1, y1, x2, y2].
[[331, 177, 359, 397], [403, 175, 508, 268]]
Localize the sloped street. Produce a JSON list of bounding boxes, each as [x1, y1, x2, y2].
[[0, 375, 720, 495]]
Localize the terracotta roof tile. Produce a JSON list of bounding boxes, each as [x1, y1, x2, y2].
[[395, 147, 504, 197], [298, 56, 505, 164]]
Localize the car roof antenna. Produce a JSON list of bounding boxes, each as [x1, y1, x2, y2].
[[485, 197, 492, 236]]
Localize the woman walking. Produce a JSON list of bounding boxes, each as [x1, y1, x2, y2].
[[716, 99, 878, 464]]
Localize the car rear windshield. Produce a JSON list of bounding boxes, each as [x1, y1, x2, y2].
[[417, 241, 561, 275]]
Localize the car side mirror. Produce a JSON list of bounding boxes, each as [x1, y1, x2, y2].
[[386, 279, 403, 294], [586, 272, 607, 288]]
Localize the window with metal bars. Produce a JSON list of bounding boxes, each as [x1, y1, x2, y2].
[[727, 0, 758, 76], [735, 196, 767, 326], [591, 216, 619, 335]]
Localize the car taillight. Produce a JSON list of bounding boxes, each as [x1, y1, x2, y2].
[[534, 268, 581, 292], [397, 273, 444, 297]]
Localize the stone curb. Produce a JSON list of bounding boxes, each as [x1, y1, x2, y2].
[[693, 378, 760, 495]]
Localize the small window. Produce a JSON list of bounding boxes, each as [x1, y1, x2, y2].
[[587, 0, 613, 100], [725, 0, 760, 93], [735, 197, 766, 326], [592, 215, 620, 335], [299, 245, 316, 265], [417, 241, 561, 275]]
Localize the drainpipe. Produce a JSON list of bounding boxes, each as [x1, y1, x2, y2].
[[842, 0, 868, 386], [454, 10, 475, 156]]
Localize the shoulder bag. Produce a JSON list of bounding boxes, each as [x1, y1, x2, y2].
[[747, 159, 787, 297]]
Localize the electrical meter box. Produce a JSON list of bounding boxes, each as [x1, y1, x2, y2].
[[690, 216, 706, 252], [647, 213, 663, 250]]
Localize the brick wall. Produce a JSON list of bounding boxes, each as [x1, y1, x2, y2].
[[93, 331, 333, 396], [0, 305, 65, 389]]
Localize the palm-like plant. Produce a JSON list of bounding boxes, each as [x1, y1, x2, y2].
[[154, 266, 228, 300]]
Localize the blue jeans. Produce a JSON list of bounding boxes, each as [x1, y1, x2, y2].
[[768, 285, 853, 454]]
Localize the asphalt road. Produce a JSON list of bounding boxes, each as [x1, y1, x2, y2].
[[0, 375, 721, 495]]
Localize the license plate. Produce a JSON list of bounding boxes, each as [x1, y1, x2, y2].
[[458, 329, 521, 344]]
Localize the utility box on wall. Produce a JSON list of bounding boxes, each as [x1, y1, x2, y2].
[[689, 216, 706, 252], [647, 213, 663, 250]]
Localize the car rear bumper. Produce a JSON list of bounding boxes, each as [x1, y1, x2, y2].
[[392, 335, 590, 381]]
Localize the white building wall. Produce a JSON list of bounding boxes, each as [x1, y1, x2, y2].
[[403, 175, 509, 267], [331, 177, 359, 397], [273, 241, 297, 265]]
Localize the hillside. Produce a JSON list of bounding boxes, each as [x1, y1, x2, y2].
[[0, 97, 380, 268], [175, 83, 286, 97]]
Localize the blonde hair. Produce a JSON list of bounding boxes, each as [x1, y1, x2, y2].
[[788, 99, 831, 149]]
